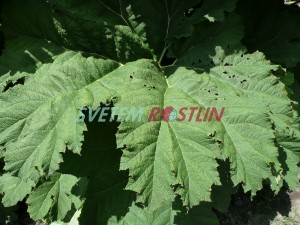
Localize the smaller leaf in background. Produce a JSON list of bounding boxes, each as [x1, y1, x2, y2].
[[169, 0, 237, 39], [174, 202, 219, 225], [282, 73, 295, 95], [169, 13, 244, 70], [81, 179, 219, 225], [211, 160, 237, 212], [0, 30, 4, 56], [2, 0, 152, 63], [50, 209, 81, 225], [80, 180, 134, 225], [237, 0, 300, 68], [70, 117, 134, 225], [280, 72, 295, 87], [0, 0, 5, 56], [113, 197, 220, 225], [273, 68, 295, 95], [0, 37, 65, 92]]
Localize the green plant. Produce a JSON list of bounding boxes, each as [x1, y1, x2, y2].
[[0, 0, 299, 224]]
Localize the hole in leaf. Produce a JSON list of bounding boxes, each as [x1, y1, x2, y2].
[[216, 140, 222, 145], [3, 77, 25, 92]]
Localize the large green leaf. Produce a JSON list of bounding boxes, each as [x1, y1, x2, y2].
[[83, 54, 293, 209], [0, 50, 297, 221], [0, 0, 299, 223]]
